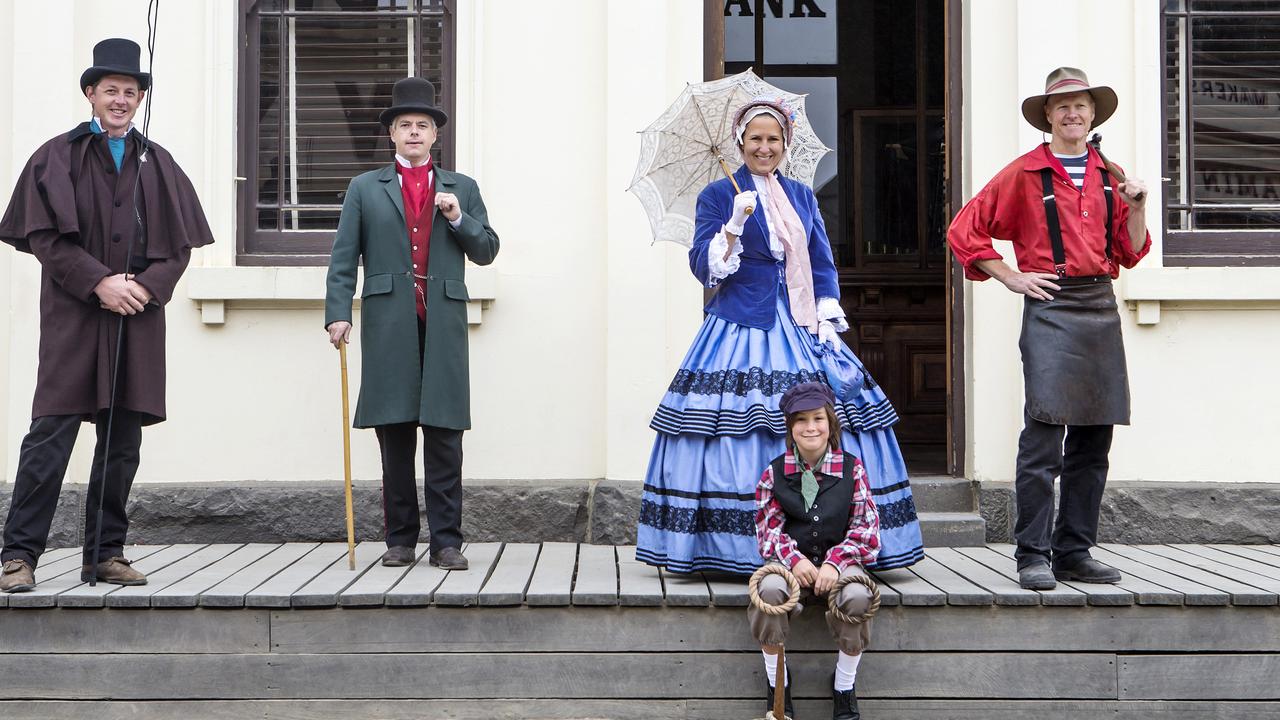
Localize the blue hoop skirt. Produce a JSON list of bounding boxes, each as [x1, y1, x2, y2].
[[635, 287, 925, 574]]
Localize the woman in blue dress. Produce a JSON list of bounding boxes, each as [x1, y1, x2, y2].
[[636, 98, 924, 575]]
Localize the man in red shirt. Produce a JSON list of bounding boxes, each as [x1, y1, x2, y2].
[[948, 67, 1150, 590]]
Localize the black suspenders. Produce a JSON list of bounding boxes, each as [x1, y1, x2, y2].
[[1039, 166, 1115, 278]]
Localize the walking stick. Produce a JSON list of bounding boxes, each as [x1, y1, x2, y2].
[[339, 343, 356, 570], [89, 0, 161, 586], [748, 564, 801, 720]]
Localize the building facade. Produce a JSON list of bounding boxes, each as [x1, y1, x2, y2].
[[0, 0, 1275, 510]]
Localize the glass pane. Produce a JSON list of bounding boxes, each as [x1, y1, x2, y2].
[[724, 0, 754, 63], [764, 0, 837, 65], [1166, 14, 1188, 228], [844, 0, 917, 107], [281, 207, 344, 231], [1189, 14, 1280, 228], [260, 0, 413, 12], [924, 0, 945, 107], [766, 76, 841, 261], [1190, 0, 1280, 11], [1195, 207, 1280, 228], [859, 117, 918, 256], [923, 115, 947, 253], [294, 16, 407, 208], [257, 15, 284, 214]]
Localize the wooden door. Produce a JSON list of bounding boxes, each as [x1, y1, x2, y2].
[[718, 0, 952, 473]]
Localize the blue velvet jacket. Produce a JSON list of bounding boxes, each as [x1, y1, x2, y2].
[[688, 164, 840, 330]]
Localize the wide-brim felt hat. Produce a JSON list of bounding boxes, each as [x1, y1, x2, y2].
[[379, 77, 449, 128], [1020, 67, 1117, 134], [80, 38, 151, 92]]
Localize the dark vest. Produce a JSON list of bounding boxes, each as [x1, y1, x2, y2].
[[770, 452, 857, 565]]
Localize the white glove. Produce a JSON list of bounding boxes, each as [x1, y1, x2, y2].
[[724, 190, 757, 236], [817, 320, 842, 349]]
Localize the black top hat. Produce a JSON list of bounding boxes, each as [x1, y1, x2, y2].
[[80, 38, 151, 92], [379, 77, 449, 128]]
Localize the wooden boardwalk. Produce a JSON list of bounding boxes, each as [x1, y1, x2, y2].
[[1, 542, 1279, 719]]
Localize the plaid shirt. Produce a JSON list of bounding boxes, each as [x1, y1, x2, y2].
[[755, 450, 880, 572]]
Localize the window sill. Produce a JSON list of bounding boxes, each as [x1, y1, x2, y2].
[[186, 265, 498, 326], [1121, 267, 1280, 325]]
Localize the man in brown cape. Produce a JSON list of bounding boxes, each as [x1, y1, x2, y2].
[[0, 38, 213, 591]]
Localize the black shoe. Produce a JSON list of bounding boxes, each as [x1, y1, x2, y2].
[[1019, 560, 1056, 590], [428, 546, 469, 570], [380, 546, 416, 567], [1054, 556, 1121, 584], [833, 683, 860, 720], [764, 677, 794, 719]]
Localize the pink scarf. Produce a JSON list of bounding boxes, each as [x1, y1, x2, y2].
[[761, 172, 817, 332]]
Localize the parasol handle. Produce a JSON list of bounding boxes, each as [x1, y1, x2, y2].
[[717, 155, 754, 216]]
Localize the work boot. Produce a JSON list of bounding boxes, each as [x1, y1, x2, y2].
[[429, 546, 469, 570], [1019, 560, 1056, 590], [1054, 556, 1122, 584], [1, 559, 35, 593], [833, 683, 860, 720], [765, 677, 795, 719], [81, 557, 147, 585], [381, 546, 416, 567]]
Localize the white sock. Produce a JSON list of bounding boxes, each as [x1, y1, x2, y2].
[[834, 650, 861, 691], [762, 650, 789, 687]]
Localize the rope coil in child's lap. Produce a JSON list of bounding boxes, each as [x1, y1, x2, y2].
[[747, 564, 880, 624]]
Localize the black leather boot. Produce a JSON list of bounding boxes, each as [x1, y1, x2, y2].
[[832, 683, 860, 720], [765, 677, 795, 718]]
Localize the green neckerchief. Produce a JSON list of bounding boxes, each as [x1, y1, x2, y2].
[[795, 446, 821, 510]]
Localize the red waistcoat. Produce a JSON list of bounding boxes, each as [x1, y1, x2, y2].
[[396, 162, 435, 321]]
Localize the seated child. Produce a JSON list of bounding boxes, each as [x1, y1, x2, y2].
[[748, 381, 881, 720]]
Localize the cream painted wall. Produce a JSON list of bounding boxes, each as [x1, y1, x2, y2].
[[604, 1, 706, 481], [5, 1, 1274, 488], [1, 0, 703, 485], [960, 0, 1280, 483]]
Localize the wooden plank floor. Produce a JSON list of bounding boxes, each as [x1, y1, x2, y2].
[[1, 542, 1277, 609], [2, 543, 1279, 717]]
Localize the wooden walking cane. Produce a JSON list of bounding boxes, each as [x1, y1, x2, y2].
[[339, 343, 356, 570], [748, 564, 801, 720]]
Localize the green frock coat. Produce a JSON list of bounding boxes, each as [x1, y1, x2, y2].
[[324, 165, 499, 430]]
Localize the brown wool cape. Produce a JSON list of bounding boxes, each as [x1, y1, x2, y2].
[[0, 123, 214, 425]]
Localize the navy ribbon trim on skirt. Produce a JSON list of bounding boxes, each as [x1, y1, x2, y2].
[[643, 480, 913, 502], [650, 399, 899, 437], [638, 496, 918, 536], [642, 484, 756, 502]]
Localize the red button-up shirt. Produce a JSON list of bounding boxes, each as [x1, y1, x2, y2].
[[755, 450, 881, 572], [947, 144, 1151, 281], [396, 160, 435, 321]]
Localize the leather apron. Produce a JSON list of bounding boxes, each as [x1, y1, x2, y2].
[[1019, 276, 1130, 426]]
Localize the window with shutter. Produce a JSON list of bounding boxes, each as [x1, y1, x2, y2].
[[1164, 0, 1280, 265], [238, 0, 454, 265]]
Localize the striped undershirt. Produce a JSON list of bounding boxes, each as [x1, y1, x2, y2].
[[1054, 151, 1088, 190]]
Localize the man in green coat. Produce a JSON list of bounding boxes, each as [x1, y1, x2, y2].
[[324, 78, 499, 571]]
